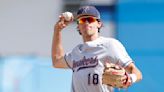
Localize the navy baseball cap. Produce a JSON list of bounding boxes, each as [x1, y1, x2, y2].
[[76, 6, 101, 19]]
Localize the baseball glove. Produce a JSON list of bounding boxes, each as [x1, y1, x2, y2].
[[102, 63, 129, 88]]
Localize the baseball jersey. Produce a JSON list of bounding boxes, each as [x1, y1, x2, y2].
[[64, 36, 133, 92]]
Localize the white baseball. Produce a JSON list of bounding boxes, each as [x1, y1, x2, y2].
[[62, 12, 73, 21]]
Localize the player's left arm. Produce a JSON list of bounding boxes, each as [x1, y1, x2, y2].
[[124, 62, 142, 86], [110, 39, 142, 87]]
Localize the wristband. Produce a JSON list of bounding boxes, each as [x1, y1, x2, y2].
[[129, 74, 137, 83]]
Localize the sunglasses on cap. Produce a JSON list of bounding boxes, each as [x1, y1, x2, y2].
[[77, 17, 98, 24]]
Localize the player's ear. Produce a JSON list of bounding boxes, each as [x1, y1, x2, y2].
[[97, 21, 103, 28]]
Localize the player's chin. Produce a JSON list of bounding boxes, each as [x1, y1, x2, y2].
[[86, 30, 94, 35]]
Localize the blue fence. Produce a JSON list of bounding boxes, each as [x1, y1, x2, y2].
[[117, 1, 164, 92], [0, 56, 72, 92]]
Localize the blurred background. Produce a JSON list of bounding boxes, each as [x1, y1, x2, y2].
[[0, 0, 164, 92]]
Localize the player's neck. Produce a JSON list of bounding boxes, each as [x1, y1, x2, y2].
[[83, 34, 99, 42]]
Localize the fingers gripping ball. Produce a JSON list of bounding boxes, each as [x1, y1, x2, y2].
[[62, 12, 74, 21], [102, 63, 128, 88]]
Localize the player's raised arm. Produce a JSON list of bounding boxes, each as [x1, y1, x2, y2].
[[51, 12, 73, 68]]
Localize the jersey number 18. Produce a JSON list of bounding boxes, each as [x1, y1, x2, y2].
[[88, 73, 99, 85]]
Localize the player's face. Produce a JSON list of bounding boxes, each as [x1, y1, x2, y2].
[[77, 16, 101, 36]]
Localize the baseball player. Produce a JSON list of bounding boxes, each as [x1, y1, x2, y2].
[[52, 6, 142, 92]]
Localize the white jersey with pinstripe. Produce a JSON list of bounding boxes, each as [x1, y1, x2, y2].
[[64, 36, 133, 92]]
